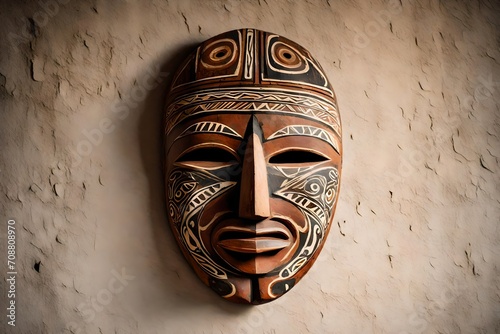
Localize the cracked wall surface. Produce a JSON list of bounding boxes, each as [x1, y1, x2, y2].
[[1, 0, 499, 333]]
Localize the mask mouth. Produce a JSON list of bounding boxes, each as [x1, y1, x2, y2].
[[212, 218, 298, 274], [216, 223, 292, 254]]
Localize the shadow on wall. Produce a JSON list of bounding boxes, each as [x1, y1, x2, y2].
[[136, 43, 252, 315]]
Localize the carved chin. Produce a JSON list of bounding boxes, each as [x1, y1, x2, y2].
[[212, 218, 299, 274]]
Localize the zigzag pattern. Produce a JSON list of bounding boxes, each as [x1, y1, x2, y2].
[[167, 90, 337, 114], [244, 29, 254, 79], [165, 90, 341, 137]]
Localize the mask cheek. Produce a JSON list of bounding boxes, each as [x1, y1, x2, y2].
[[197, 192, 235, 253], [269, 198, 308, 232]]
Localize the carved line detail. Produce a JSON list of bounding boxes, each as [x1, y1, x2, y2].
[[167, 89, 337, 114], [165, 89, 340, 136], [176, 121, 243, 141], [244, 29, 254, 80], [267, 125, 340, 154]]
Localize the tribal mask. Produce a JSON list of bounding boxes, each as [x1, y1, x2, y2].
[[164, 29, 342, 304]]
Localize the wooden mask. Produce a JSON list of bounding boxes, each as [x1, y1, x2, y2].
[[164, 29, 342, 304]]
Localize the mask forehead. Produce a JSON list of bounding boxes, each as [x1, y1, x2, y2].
[[164, 28, 340, 140], [167, 29, 335, 96], [163, 28, 342, 304]]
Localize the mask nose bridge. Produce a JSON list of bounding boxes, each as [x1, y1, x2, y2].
[[238, 115, 271, 220]]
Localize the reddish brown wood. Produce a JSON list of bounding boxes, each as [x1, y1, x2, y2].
[[164, 28, 342, 304], [238, 116, 271, 220]]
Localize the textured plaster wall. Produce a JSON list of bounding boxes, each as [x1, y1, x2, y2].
[[1, 0, 499, 333]]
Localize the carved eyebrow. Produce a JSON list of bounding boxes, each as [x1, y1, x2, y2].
[[175, 121, 243, 141], [267, 125, 340, 154]]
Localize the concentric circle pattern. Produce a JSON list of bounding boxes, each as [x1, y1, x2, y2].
[[200, 38, 238, 70]]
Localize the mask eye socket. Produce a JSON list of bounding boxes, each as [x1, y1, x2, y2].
[[269, 150, 329, 164], [176, 147, 237, 164]]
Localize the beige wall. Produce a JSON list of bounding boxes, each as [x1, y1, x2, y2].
[[1, 0, 499, 333]]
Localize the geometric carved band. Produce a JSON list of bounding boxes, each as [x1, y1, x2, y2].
[[165, 88, 341, 138]]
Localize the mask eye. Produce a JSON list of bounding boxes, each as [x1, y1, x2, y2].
[[269, 150, 329, 164], [176, 147, 237, 163]]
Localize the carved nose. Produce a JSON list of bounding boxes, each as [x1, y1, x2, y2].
[[238, 117, 271, 220]]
